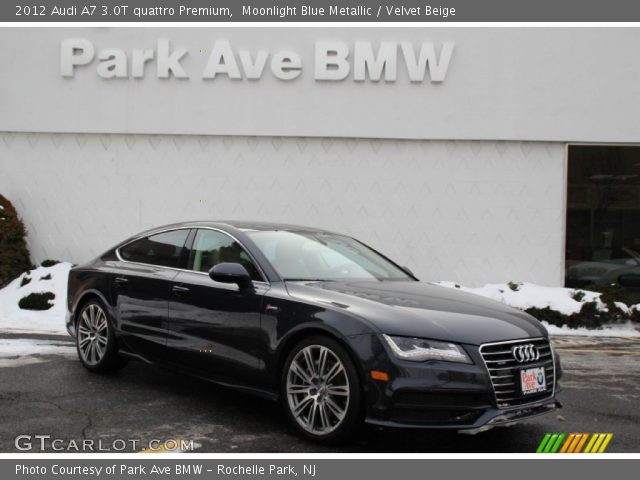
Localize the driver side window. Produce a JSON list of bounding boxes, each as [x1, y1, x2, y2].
[[188, 229, 263, 282]]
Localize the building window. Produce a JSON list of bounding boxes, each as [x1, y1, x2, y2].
[[565, 145, 640, 291]]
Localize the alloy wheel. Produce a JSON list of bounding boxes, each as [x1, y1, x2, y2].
[[77, 303, 109, 366], [286, 345, 350, 436]]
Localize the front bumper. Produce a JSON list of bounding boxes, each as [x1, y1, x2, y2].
[[349, 334, 562, 431], [365, 394, 561, 432]]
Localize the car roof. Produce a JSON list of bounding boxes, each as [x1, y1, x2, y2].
[[138, 220, 338, 235], [219, 220, 336, 233]]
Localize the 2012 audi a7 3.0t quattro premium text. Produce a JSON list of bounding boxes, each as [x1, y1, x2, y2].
[[66, 221, 562, 443]]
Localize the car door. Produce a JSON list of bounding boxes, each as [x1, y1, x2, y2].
[[113, 228, 191, 360], [167, 228, 268, 384]]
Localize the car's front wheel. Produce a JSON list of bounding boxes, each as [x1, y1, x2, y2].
[[75, 299, 128, 373], [281, 335, 362, 443]]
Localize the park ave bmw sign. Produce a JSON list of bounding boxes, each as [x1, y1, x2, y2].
[[60, 38, 455, 82]]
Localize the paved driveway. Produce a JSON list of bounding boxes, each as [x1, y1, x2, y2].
[[0, 332, 638, 453]]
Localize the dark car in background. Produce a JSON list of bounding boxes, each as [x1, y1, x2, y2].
[[66, 221, 561, 443], [565, 247, 640, 292]]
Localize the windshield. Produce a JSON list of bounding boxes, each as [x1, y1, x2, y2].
[[246, 230, 413, 282]]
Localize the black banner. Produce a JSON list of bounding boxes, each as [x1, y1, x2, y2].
[[4, 0, 640, 22], [5, 459, 640, 480]]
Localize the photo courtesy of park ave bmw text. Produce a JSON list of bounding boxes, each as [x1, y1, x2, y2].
[[0, 15, 639, 461]]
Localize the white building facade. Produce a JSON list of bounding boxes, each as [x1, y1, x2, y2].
[[1, 27, 639, 287]]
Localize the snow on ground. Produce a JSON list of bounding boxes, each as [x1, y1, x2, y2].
[[0, 338, 75, 358], [0, 262, 72, 335], [0, 338, 76, 367], [436, 280, 640, 337], [543, 322, 640, 337]]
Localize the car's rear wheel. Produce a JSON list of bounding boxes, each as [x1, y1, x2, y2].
[[281, 335, 362, 443], [76, 299, 128, 373]]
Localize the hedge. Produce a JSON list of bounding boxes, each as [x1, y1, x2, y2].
[[0, 195, 33, 287], [18, 292, 55, 311]]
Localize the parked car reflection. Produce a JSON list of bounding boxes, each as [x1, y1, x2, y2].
[[565, 247, 640, 291]]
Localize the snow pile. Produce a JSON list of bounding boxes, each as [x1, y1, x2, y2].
[[436, 281, 604, 315], [436, 281, 640, 337], [0, 262, 72, 335], [543, 322, 639, 337]]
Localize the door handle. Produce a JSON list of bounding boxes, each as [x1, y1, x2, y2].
[[114, 277, 128, 286], [265, 304, 280, 313], [172, 285, 190, 294]]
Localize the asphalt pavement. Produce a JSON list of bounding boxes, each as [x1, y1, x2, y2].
[[0, 331, 638, 453]]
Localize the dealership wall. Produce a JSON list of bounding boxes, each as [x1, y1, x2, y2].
[[5, 26, 635, 286], [2, 28, 640, 142], [0, 133, 565, 286]]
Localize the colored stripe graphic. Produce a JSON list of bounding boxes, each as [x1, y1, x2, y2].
[[597, 434, 613, 453], [536, 433, 552, 453], [574, 433, 589, 453], [544, 433, 559, 453], [550, 433, 565, 453], [536, 433, 566, 453], [584, 433, 599, 453], [589, 433, 610, 453], [538, 433, 613, 453], [559, 433, 575, 453], [567, 433, 583, 453]]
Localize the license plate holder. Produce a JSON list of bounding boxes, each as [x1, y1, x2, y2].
[[519, 366, 546, 395]]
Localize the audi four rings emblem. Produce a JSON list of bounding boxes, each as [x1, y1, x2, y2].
[[512, 344, 539, 363]]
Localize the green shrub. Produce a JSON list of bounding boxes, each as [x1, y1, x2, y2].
[[19, 275, 31, 287], [525, 307, 568, 327], [40, 259, 60, 268], [0, 195, 33, 287], [18, 292, 55, 311], [508, 281, 520, 292], [571, 290, 586, 302], [526, 300, 626, 329], [573, 301, 608, 329], [585, 283, 640, 311]]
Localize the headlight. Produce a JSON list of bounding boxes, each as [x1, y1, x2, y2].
[[383, 334, 472, 364]]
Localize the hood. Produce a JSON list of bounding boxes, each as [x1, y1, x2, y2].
[[285, 280, 547, 345]]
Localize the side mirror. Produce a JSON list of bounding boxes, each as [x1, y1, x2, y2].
[[209, 263, 253, 290]]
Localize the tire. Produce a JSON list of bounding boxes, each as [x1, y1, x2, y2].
[[75, 298, 128, 373], [281, 335, 362, 444]]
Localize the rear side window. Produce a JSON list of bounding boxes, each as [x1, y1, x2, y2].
[[119, 230, 189, 268]]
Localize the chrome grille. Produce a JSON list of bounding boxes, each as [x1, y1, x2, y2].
[[479, 337, 555, 408]]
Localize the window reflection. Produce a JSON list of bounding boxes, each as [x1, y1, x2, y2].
[[565, 146, 640, 292]]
